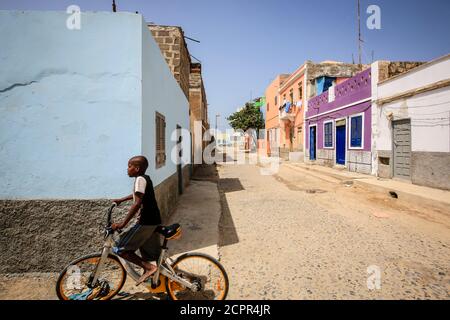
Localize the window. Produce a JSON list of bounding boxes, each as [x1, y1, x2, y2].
[[324, 121, 333, 148], [275, 96, 278, 106], [267, 103, 270, 112], [350, 114, 363, 148], [298, 82, 303, 100], [155, 112, 166, 168], [289, 89, 294, 104]]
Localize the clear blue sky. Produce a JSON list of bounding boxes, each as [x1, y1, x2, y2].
[[1, 0, 449, 129]]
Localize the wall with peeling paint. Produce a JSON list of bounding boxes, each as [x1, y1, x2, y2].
[[0, 11, 189, 199]]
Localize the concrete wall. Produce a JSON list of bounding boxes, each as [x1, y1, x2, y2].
[[372, 56, 450, 189]]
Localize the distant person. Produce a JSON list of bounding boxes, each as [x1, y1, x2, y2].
[[111, 155, 162, 285]]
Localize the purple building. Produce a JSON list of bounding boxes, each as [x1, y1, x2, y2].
[[305, 68, 373, 174]]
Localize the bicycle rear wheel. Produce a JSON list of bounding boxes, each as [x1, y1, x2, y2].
[[166, 253, 229, 300], [55, 253, 126, 300]]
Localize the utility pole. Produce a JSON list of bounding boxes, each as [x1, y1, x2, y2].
[[357, 0, 362, 67], [112, 0, 117, 12], [215, 114, 220, 137]]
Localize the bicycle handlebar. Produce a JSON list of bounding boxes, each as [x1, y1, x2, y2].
[[106, 203, 117, 226]]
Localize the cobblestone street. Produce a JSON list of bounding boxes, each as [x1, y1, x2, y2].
[[217, 159, 450, 299]]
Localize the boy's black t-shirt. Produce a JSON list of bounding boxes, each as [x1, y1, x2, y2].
[[138, 175, 162, 226]]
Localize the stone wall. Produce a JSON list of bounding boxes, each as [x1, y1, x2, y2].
[[317, 149, 335, 167], [377, 61, 425, 83], [348, 151, 372, 174], [0, 170, 189, 273], [189, 63, 209, 163], [189, 63, 207, 123], [148, 25, 191, 99]]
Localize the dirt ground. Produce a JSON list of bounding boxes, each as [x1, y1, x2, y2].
[[217, 158, 450, 300]]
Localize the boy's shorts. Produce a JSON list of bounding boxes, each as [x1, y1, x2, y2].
[[113, 224, 161, 261]]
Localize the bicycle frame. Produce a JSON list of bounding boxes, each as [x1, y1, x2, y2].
[[90, 231, 197, 294]]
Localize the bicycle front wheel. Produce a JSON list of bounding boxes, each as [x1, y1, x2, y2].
[[166, 253, 229, 300], [55, 253, 126, 300]]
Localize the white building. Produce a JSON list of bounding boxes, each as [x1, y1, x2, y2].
[[371, 54, 450, 190]]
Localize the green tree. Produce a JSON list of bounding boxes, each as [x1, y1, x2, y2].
[[227, 101, 265, 137]]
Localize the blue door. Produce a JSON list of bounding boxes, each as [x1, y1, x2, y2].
[[309, 126, 316, 160], [336, 125, 346, 165]]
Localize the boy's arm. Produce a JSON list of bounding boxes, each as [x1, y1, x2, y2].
[[112, 194, 133, 205], [112, 193, 143, 230]]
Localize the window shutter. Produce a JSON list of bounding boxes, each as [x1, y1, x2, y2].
[[155, 112, 166, 168], [351, 116, 362, 147]]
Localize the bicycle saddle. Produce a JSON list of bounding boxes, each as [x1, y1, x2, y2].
[[156, 223, 181, 239]]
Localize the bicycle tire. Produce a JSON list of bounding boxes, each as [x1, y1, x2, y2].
[[165, 253, 229, 300], [55, 253, 127, 300]]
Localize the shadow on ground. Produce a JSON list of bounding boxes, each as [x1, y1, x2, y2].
[[163, 163, 239, 257]]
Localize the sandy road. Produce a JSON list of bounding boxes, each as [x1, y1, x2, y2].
[[217, 160, 450, 299]]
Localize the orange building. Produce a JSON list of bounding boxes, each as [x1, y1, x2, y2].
[[278, 65, 307, 159], [265, 74, 290, 156]]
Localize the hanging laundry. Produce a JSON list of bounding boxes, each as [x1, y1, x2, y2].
[[316, 76, 335, 94], [285, 101, 292, 113]]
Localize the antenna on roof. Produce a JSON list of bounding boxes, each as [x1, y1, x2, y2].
[[184, 36, 200, 43], [190, 54, 202, 63], [357, 0, 362, 67]]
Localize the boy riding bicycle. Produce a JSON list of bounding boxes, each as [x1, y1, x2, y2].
[[111, 155, 162, 285]]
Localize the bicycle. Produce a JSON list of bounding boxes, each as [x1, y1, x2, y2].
[[55, 203, 229, 300]]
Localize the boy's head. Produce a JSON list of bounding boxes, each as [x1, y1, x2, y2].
[[127, 156, 149, 177]]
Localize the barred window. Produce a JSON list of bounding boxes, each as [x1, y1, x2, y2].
[[324, 122, 333, 148], [155, 112, 166, 168], [350, 115, 363, 148]]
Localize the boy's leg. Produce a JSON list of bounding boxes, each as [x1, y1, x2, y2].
[[120, 251, 157, 279], [139, 231, 162, 262], [113, 224, 158, 283]]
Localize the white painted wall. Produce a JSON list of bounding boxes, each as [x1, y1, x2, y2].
[[373, 56, 450, 154]]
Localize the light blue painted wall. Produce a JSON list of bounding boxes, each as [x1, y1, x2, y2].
[[0, 11, 189, 199]]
